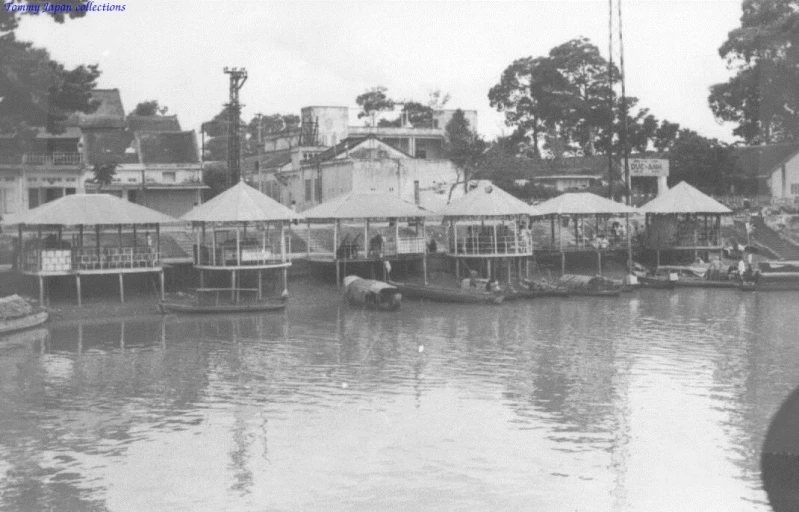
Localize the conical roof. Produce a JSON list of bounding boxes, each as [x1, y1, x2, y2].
[[639, 181, 732, 214], [302, 192, 429, 220], [181, 181, 302, 223], [437, 183, 537, 217], [1, 193, 178, 226], [533, 192, 638, 216]]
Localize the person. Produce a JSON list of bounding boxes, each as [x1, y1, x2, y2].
[[737, 257, 747, 281], [468, 270, 479, 288], [290, 200, 297, 212], [427, 238, 437, 253], [383, 259, 392, 280]]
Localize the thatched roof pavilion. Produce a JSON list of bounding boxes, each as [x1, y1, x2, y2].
[[301, 192, 430, 284], [639, 182, 732, 264], [3, 193, 178, 305], [437, 184, 538, 282], [531, 192, 638, 273], [180, 181, 304, 298]]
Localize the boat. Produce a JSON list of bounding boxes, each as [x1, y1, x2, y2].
[[746, 261, 799, 291], [388, 280, 504, 304], [0, 295, 49, 335], [343, 276, 401, 311], [657, 265, 739, 289], [556, 274, 622, 297], [636, 274, 677, 290], [508, 278, 570, 299], [158, 288, 288, 314]]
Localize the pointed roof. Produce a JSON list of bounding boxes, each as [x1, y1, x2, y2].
[[533, 192, 638, 216], [181, 181, 302, 223], [302, 192, 429, 220], [437, 183, 537, 217], [2, 193, 178, 226], [639, 181, 732, 215]]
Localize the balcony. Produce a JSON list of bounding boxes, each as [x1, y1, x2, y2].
[[0, 152, 83, 166]]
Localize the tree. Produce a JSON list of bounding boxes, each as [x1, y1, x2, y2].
[[92, 163, 117, 190], [132, 100, 168, 116], [708, 0, 799, 144], [444, 109, 486, 198], [355, 86, 395, 124], [202, 162, 228, 200], [1, 0, 89, 33], [0, 33, 100, 135], [667, 129, 737, 194]]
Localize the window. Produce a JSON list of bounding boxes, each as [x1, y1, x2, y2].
[[162, 171, 176, 183], [315, 177, 323, 203], [791, 183, 799, 195], [28, 188, 40, 209], [415, 149, 427, 159], [65, 188, 76, 195], [305, 179, 313, 201], [0, 188, 14, 214]]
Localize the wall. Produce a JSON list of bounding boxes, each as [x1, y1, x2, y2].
[[769, 155, 799, 199]]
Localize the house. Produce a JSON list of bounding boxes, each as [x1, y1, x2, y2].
[[243, 105, 476, 211], [729, 143, 799, 199], [0, 89, 205, 219]]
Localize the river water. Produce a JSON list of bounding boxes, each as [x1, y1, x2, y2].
[[0, 280, 796, 511]]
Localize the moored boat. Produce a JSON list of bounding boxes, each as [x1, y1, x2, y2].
[[747, 261, 799, 291], [343, 276, 402, 311], [657, 265, 738, 289], [636, 274, 677, 290], [556, 274, 622, 297], [389, 280, 504, 304], [0, 295, 49, 335], [158, 288, 287, 314]]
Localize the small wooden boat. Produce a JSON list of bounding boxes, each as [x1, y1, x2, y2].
[[745, 261, 799, 291], [637, 275, 677, 290], [507, 279, 570, 299], [389, 280, 504, 304], [158, 288, 287, 314], [343, 276, 401, 311], [657, 265, 738, 289], [0, 295, 49, 335], [557, 274, 622, 297]]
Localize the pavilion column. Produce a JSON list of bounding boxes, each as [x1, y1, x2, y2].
[[155, 224, 161, 266], [334, 220, 340, 287], [212, 229, 217, 266], [306, 220, 311, 258], [119, 273, 124, 303], [258, 270, 262, 300], [96, 225, 101, 269], [159, 270, 165, 300], [199, 269, 204, 288], [231, 270, 237, 302], [236, 228, 241, 266], [364, 221, 369, 259], [283, 267, 288, 295], [75, 275, 82, 307], [38, 275, 44, 307]]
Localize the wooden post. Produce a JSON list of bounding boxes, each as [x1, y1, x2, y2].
[[282, 267, 288, 294], [76, 274, 82, 307], [120, 321, 125, 350], [236, 227, 241, 267], [487, 259, 491, 279], [258, 270, 262, 300], [159, 270, 165, 300], [493, 223, 498, 255], [336, 260, 341, 287], [455, 258, 460, 280], [119, 273, 124, 303], [364, 220, 369, 259], [306, 220, 311, 258], [597, 250, 602, 275], [38, 275, 44, 306], [155, 224, 161, 267], [199, 269, 204, 288], [96, 225, 101, 268], [231, 270, 237, 302], [394, 219, 399, 258], [561, 252, 566, 274], [196, 228, 201, 265], [333, 220, 339, 261], [422, 222, 428, 285], [280, 224, 287, 263]]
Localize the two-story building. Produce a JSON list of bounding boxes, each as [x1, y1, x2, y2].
[[243, 105, 478, 212]]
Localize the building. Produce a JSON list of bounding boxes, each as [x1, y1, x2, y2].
[[729, 143, 799, 199], [0, 89, 205, 219], [243, 106, 477, 212]]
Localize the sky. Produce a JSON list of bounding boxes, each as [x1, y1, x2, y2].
[[16, 0, 745, 142]]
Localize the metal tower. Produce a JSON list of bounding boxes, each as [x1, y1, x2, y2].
[[223, 67, 247, 186]]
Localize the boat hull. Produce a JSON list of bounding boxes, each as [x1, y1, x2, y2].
[[637, 276, 677, 290], [158, 299, 287, 314], [0, 311, 49, 335], [389, 281, 504, 304]]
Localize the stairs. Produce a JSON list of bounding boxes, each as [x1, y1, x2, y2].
[[738, 217, 799, 260]]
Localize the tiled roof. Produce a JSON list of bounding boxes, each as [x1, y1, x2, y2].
[[730, 143, 799, 178], [639, 181, 732, 215], [534, 192, 638, 216], [83, 130, 139, 165], [437, 183, 536, 217], [127, 115, 182, 132], [1, 193, 178, 226], [67, 89, 126, 129], [182, 181, 301, 222], [316, 136, 368, 162], [138, 131, 199, 164], [257, 151, 293, 170]]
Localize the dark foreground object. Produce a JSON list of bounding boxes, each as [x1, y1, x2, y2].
[[343, 276, 401, 311], [389, 281, 504, 304]]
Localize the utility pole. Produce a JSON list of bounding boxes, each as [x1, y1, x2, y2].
[[255, 112, 263, 192], [618, 0, 630, 207], [223, 67, 247, 187], [607, 0, 614, 200]]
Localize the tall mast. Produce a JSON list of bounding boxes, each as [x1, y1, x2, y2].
[[618, 0, 631, 206], [224, 67, 248, 187], [607, 0, 614, 199]]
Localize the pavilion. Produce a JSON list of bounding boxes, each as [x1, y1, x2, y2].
[[301, 192, 430, 285], [181, 181, 303, 299], [531, 192, 638, 273], [638, 181, 732, 265], [3, 193, 177, 306], [437, 183, 537, 282]]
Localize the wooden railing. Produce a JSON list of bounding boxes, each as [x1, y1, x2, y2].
[[449, 235, 534, 256], [20, 247, 159, 273], [195, 242, 286, 267], [0, 152, 83, 166]]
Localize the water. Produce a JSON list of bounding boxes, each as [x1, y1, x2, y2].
[[0, 281, 796, 511]]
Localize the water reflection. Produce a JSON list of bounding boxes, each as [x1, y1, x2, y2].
[[0, 283, 796, 510]]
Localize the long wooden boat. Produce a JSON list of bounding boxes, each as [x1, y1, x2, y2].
[[557, 274, 622, 297], [637, 275, 677, 290], [343, 276, 401, 311], [657, 265, 738, 289], [388, 281, 504, 304], [506, 280, 570, 299], [158, 288, 287, 314], [747, 261, 799, 291], [0, 310, 49, 335]]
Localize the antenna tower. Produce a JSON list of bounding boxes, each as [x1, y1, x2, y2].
[[223, 67, 248, 186]]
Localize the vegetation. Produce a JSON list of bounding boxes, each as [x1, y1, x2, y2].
[[92, 163, 117, 190], [444, 109, 486, 197], [132, 100, 168, 116]]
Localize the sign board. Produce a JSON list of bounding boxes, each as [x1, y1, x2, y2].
[[628, 159, 669, 177]]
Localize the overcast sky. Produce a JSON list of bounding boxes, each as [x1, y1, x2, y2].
[[17, 0, 744, 142]]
